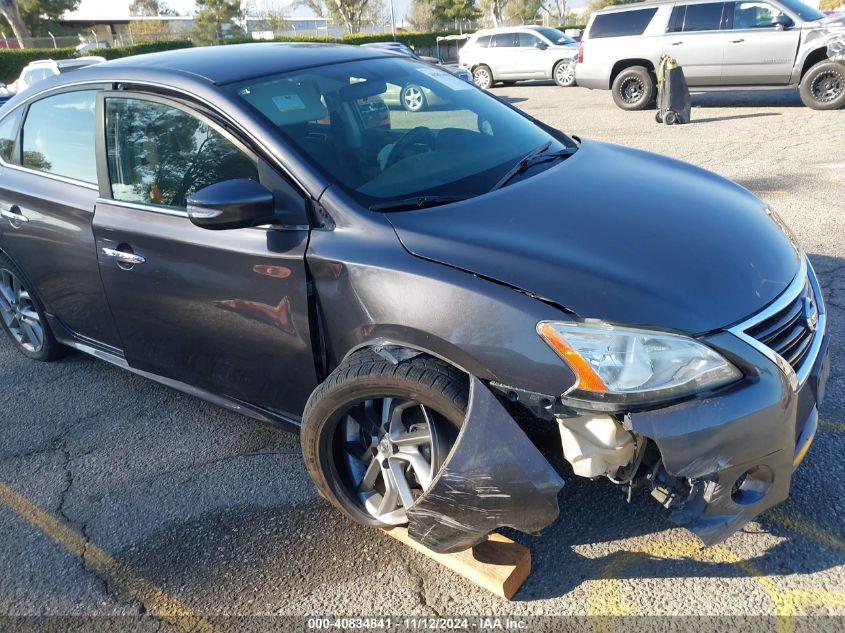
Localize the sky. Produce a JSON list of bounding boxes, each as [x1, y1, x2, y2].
[[67, 0, 588, 25]]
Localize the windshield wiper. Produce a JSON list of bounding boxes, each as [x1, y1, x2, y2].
[[491, 141, 577, 192], [369, 195, 472, 212]]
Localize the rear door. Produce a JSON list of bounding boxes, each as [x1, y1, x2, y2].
[[92, 91, 318, 416], [0, 88, 122, 349], [663, 2, 730, 86], [721, 1, 801, 84]]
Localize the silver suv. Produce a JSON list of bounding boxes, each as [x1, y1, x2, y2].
[[459, 26, 579, 89], [576, 0, 845, 110]]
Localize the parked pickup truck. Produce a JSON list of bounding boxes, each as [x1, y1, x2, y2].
[[575, 0, 845, 110]]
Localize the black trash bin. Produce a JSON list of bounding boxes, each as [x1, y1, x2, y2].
[[655, 55, 691, 125]]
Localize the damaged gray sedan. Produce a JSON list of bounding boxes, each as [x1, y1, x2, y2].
[[0, 43, 829, 554]]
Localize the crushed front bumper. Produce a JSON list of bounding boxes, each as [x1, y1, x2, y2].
[[405, 260, 829, 553]]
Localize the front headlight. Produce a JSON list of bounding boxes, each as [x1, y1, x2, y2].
[[538, 321, 741, 410]]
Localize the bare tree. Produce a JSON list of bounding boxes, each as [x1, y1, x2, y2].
[[539, 0, 565, 24], [291, 0, 326, 17], [0, 0, 30, 47]]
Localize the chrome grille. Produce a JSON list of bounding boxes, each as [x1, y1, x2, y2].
[[746, 277, 818, 372]]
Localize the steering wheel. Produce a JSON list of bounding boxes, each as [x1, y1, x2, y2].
[[385, 126, 436, 169]]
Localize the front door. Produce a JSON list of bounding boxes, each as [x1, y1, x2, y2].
[[721, 1, 801, 84], [515, 32, 548, 78], [92, 92, 318, 417]]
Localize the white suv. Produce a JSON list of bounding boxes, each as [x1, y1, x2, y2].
[[459, 26, 579, 89], [576, 0, 845, 110], [7, 57, 106, 95]]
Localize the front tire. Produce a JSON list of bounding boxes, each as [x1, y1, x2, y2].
[[799, 61, 845, 110], [611, 65, 656, 111], [554, 59, 577, 87], [400, 84, 427, 112], [301, 351, 468, 528], [0, 254, 66, 361], [472, 65, 493, 90]]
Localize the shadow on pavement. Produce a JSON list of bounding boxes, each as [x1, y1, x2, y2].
[[692, 112, 782, 124]]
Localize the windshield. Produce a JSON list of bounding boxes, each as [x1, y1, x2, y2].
[[778, 0, 825, 20], [233, 57, 571, 208], [531, 27, 577, 45]]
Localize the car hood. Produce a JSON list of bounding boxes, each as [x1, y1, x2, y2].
[[386, 139, 801, 334]]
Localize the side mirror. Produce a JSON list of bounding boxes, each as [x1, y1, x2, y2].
[[534, 41, 549, 50], [187, 179, 276, 230], [772, 14, 793, 30]]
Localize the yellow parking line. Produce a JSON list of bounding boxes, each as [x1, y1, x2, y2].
[[767, 510, 845, 552], [0, 481, 219, 633], [586, 537, 845, 631]]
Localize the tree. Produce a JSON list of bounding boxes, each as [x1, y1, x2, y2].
[[819, 0, 840, 9], [407, 0, 437, 29], [538, 0, 566, 25], [246, 0, 289, 31], [586, 0, 638, 14], [193, 0, 244, 43], [324, 0, 382, 33], [292, 0, 325, 18], [479, 0, 505, 26], [408, 0, 479, 30], [18, 0, 79, 36], [0, 0, 31, 46], [130, 0, 176, 15], [508, 0, 540, 21]]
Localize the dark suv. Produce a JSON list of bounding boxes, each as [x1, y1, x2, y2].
[[0, 44, 829, 553]]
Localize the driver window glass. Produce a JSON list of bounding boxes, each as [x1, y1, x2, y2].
[[491, 33, 516, 47], [105, 97, 258, 209], [733, 1, 783, 28], [518, 33, 541, 47]]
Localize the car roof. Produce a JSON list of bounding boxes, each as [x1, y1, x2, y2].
[[471, 25, 561, 35], [592, 0, 713, 13], [95, 42, 390, 85]]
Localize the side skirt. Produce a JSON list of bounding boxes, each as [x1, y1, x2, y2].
[[47, 315, 302, 434]]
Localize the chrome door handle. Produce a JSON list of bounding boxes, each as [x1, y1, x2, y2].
[[730, 38, 745, 43], [1, 207, 28, 223], [670, 41, 683, 45], [101, 248, 145, 265]]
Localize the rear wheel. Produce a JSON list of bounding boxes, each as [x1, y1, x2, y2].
[[0, 254, 66, 361], [611, 66, 656, 111], [472, 65, 493, 90], [301, 352, 467, 527], [799, 61, 845, 110], [554, 59, 577, 87]]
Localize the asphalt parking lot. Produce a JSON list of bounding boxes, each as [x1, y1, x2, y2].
[[1, 83, 843, 632]]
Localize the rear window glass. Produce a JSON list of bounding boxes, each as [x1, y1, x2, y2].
[[22, 90, 97, 184], [589, 8, 658, 38]]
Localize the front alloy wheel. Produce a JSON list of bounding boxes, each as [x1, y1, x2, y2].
[[301, 352, 467, 529], [0, 268, 44, 353], [473, 65, 493, 90], [339, 397, 452, 524], [400, 84, 427, 112]]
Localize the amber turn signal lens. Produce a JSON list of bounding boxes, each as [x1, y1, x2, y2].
[[538, 322, 608, 392]]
